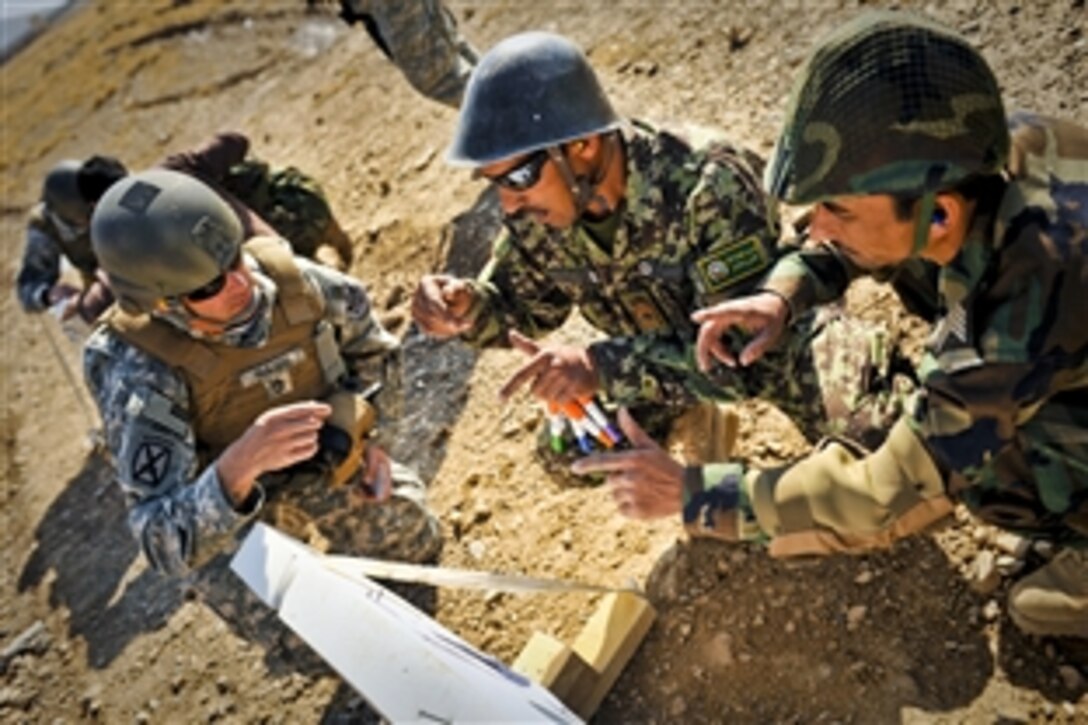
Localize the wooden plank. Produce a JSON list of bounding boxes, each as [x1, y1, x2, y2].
[[512, 632, 597, 710], [568, 592, 656, 719]]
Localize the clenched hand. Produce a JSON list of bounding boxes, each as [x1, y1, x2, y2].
[[216, 401, 332, 506], [411, 274, 475, 337]]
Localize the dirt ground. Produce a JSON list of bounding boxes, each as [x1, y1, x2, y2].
[[2, 1, 1086, 723]]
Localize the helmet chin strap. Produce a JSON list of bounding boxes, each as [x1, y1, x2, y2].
[[911, 190, 936, 257], [546, 132, 620, 219]]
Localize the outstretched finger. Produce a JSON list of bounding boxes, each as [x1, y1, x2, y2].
[[498, 354, 550, 401], [265, 400, 333, 424], [507, 329, 541, 357], [571, 450, 640, 476], [739, 323, 779, 367]]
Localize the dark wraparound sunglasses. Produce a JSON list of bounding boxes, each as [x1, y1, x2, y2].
[[184, 254, 242, 302], [485, 149, 550, 191]]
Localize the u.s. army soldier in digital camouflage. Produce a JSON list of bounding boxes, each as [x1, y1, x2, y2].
[[335, 0, 477, 107], [15, 156, 127, 323], [412, 31, 914, 477], [84, 169, 441, 577], [577, 11, 1088, 639]]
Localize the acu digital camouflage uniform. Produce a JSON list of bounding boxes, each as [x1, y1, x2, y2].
[[684, 13, 1088, 561], [16, 201, 99, 314], [84, 238, 441, 577], [16, 158, 118, 323], [337, 0, 477, 107], [461, 120, 913, 453]]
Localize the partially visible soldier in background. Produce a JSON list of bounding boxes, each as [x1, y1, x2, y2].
[[161, 130, 355, 270], [15, 157, 125, 323], [332, 0, 477, 107], [577, 11, 1088, 639], [412, 31, 915, 482], [83, 169, 441, 578], [19, 131, 355, 332]]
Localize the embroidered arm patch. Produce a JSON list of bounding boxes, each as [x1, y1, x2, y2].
[[695, 234, 771, 295]]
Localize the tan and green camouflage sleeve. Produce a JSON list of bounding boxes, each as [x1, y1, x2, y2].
[[683, 415, 954, 555]]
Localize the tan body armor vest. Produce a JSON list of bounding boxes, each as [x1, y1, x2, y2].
[[106, 237, 346, 463]]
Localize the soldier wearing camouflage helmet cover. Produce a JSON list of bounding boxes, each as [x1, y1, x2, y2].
[[83, 168, 441, 577], [577, 11, 1088, 639], [412, 30, 916, 479], [15, 157, 127, 323]]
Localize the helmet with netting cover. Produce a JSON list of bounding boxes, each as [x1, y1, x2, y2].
[[764, 10, 1009, 205], [91, 169, 242, 313], [446, 31, 621, 167]]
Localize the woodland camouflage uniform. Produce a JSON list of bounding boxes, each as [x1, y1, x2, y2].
[[685, 14, 1088, 571]]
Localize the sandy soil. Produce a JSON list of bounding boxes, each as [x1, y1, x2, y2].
[[1, 1, 1086, 723]]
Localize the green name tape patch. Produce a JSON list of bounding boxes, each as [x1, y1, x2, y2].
[[695, 234, 770, 293]]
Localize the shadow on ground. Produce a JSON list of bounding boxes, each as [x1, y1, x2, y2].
[[601, 536, 995, 723], [17, 453, 184, 669], [387, 186, 500, 484]]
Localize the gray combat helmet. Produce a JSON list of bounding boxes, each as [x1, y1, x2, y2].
[[42, 159, 92, 227], [446, 31, 621, 167], [91, 169, 242, 313]]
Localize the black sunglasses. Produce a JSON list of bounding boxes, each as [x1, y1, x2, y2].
[[486, 149, 550, 191], [184, 254, 242, 303]]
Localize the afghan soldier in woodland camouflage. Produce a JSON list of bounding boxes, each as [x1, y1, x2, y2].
[[84, 169, 440, 578], [412, 31, 913, 474], [577, 11, 1088, 639]]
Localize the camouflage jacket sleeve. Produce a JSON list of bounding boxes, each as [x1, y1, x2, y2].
[[82, 327, 260, 577], [758, 241, 860, 319], [460, 226, 576, 348], [15, 223, 63, 312], [296, 257, 405, 426], [682, 415, 954, 556]]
